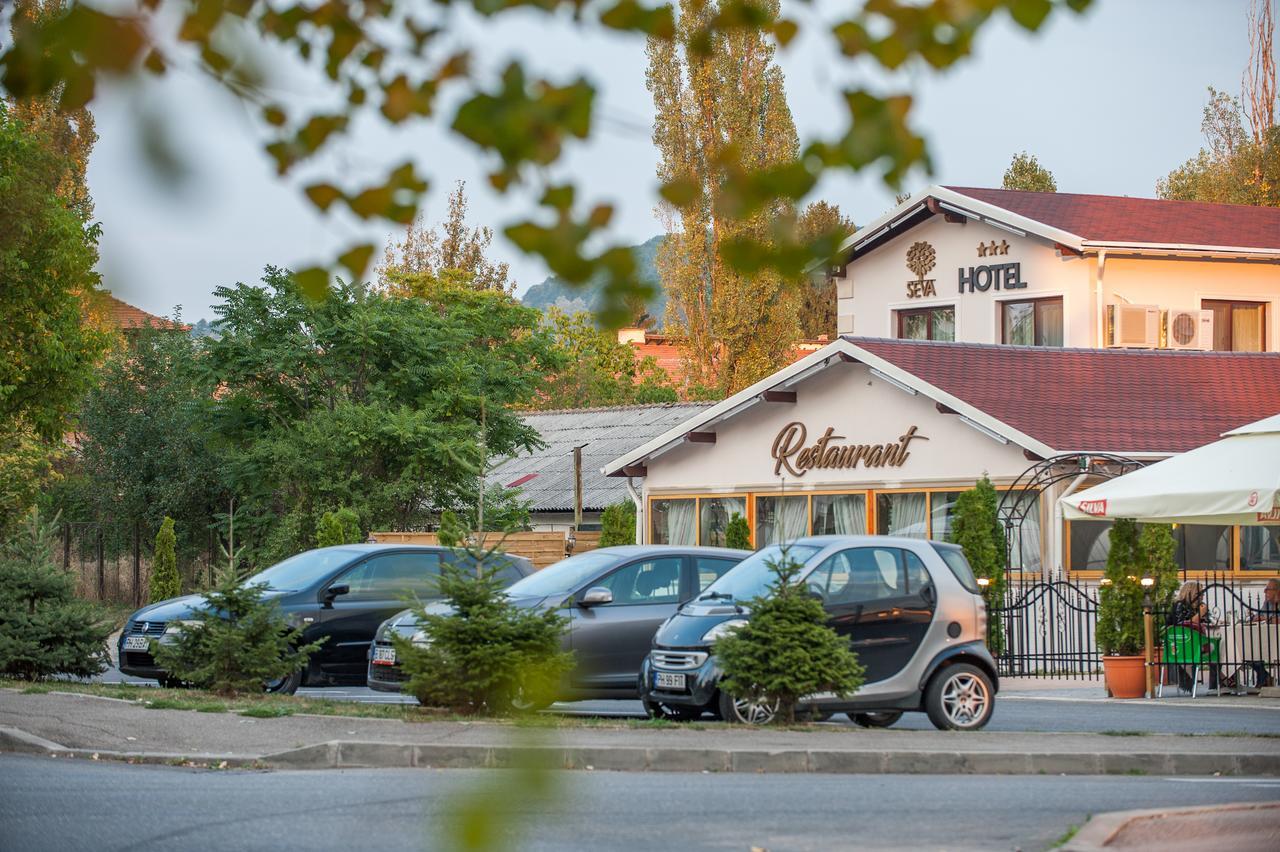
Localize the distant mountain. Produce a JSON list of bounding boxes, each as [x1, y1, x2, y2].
[[188, 318, 222, 340], [521, 235, 667, 327]]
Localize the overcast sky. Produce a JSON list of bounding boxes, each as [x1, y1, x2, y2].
[[81, 0, 1256, 319]]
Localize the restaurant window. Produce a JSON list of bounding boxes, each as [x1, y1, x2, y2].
[[1069, 520, 1112, 572], [875, 492, 928, 538], [1241, 526, 1280, 572], [898, 306, 955, 342], [930, 491, 964, 542], [1174, 525, 1231, 572], [651, 498, 695, 545], [812, 493, 868, 535], [698, 496, 746, 547], [1203, 299, 1266, 352], [1002, 297, 1063, 347], [755, 495, 808, 547]]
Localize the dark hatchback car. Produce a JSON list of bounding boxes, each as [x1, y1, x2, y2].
[[368, 545, 749, 702], [119, 544, 533, 692], [640, 536, 998, 729]]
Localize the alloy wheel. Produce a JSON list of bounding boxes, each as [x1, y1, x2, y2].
[[939, 671, 990, 728], [731, 695, 779, 725]]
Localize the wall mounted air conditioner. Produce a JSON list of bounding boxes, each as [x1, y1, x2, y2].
[[1163, 308, 1214, 351], [1105, 304, 1160, 348]]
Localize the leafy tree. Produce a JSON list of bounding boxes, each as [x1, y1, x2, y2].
[[1096, 519, 1143, 656], [715, 549, 864, 724], [1158, 88, 1279, 206], [203, 269, 557, 567], [149, 516, 180, 603], [1002, 151, 1057, 192], [153, 571, 322, 696], [0, 509, 111, 680], [315, 507, 363, 548], [725, 513, 751, 551], [397, 556, 575, 714], [380, 181, 512, 295], [647, 0, 804, 396], [436, 510, 467, 549], [599, 502, 637, 547], [949, 476, 1006, 654], [536, 308, 677, 408], [0, 104, 108, 532], [796, 201, 856, 340]]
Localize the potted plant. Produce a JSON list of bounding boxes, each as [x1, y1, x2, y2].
[[1094, 519, 1179, 698]]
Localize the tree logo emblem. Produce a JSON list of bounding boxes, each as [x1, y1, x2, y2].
[[906, 241, 936, 279]]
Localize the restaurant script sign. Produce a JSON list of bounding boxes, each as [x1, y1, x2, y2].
[[771, 422, 927, 477]]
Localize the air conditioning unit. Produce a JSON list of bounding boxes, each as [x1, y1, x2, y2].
[[1105, 304, 1160, 348], [1163, 308, 1214, 351]]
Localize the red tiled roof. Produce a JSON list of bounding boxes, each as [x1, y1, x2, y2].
[[944, 186, 1280, 251], [99, 293, 188, 330], [849, 337, 1280, 454], [627, 333, 830, 396]]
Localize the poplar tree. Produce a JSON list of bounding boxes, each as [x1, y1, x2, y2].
[[646, 0, 803, 395], [149, 517, 180, 603]]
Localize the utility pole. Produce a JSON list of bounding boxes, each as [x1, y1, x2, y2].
[[573, 444, 586, 531]]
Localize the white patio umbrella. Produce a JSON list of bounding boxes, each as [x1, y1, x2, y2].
[[1061, 413, 1280, 525]]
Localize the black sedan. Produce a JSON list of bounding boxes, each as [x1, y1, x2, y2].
[[118, 544, 534, 693], [368, 544, 749, 701]]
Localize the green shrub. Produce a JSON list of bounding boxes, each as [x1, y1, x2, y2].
[[725, 512, 750, 550], [315, 507, 362, 548], [599, 502, 636, 547], [714, 548, 864, 723], [397, 554, 575, 715], [153, 571, 322, 696], [1096, 520, 1179, 657], [0, 509, 111, 680], [949, 476, 1006, 654], [149, 516, 180, 602]]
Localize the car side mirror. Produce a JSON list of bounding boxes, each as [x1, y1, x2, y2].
[[322, 584, 350, 608], [579, 587, 613, 607]]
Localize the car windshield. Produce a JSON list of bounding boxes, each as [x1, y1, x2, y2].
[[505, 551, 625, 598], [248, 548, 363, 592], [700, 544, 823, 601]]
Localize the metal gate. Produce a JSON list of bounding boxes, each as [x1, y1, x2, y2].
[[992, 580, 1101, 679]]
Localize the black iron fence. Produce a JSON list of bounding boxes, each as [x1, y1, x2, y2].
[[61, 521, 216, 607], [992, 579, 1101, 679]]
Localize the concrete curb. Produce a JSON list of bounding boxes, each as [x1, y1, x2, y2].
[[1061, 801, 1280, 850], [0, 726, 262, 768]]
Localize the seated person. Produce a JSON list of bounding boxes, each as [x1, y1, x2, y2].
[[1248, 579, 1279, 687], [1166, 581, 1218, 692]]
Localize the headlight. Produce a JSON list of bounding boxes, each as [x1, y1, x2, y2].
[[162, 620, 201, 640], [701, 619, 747, 643], [410, 629, 430, 648]]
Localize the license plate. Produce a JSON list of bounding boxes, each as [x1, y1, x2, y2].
[[123, 636, 150, 651], [654, 671, 685, 691], [371, 646, 396, 666]]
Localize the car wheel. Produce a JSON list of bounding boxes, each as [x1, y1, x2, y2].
[[642, 697, 704, 721], [924, 663, 993, 731], [851, 711, 903, 728], [717, 690, 779, 725], [265, 668, 302, 695]]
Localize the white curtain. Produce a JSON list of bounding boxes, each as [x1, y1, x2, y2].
[[668, 499, 696, 546], [781, 497, 808, 542], [885, 493, 928, 538], [1011, 494, 1042, 573], [832, 494, 866, 534], [757, 496, 808, 546], [700, 497, 745, 546]]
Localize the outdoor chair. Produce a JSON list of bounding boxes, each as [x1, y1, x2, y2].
[[1158, 626, 1222, 698]]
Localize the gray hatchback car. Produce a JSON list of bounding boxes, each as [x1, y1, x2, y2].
[[368, 545, 749, 702], [639, 536, 998, 729]]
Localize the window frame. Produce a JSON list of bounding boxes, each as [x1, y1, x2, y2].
[[1202, 298, 1268, 352], [1001, 296, 1064, 347], [331, 550, 444, 602], [896, 305, 956, 342], [583, 555, 688, 607]]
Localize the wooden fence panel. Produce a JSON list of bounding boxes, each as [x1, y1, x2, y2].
[[369, 530, 599, 569]]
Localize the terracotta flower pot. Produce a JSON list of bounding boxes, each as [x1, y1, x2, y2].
[[1103, 655, 1146, 699]]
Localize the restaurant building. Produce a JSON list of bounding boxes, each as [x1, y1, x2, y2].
[[600, 188, 1280, 581]]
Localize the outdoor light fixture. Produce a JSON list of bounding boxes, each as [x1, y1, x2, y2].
[[976, 577, 991, 588], [1139, 575, 1154, 588], [1099, 578, 1113, 586]]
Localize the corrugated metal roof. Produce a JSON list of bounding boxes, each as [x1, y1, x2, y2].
[[489, 403, 714, 511]]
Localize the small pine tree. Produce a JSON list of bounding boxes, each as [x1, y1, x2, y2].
[[153, 572, 323, 695], [149, 516, 180, 603], [436, 510, 467, 548], [397, 555, 575, 714], [949, 476, 1006, 654], [714, 549, 865, 723], [599, 502, 636, 547], [725, 512, 751, 550], [0, 509, 112, 680], [315, 507, 362, 548], [1096, 518, 1143, 656]]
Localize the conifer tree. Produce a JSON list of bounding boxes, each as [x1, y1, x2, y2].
[[725, 513, 751, 550], [949, 476, 1007, 654], [316, 507, 362, 548], [0, 509, 110, 680], [149, 516, 180, 603], [1096, 518, 1143, 656], [599, 502, 637, 547], [436, 510, 467, 549]]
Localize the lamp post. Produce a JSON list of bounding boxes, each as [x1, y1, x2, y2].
[[1140, 574, 1155, 698]]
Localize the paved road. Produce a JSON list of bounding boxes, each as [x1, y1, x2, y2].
[[3, 754, 1278, 852]]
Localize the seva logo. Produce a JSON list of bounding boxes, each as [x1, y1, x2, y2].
[[905, 241, 937, 298]]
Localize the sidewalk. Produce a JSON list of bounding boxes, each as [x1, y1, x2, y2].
[[3, 688, 1278, 776], [999, 677, 1280, 709]]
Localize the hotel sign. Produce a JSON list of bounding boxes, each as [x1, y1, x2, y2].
[[771, 423, 927, 478], [959, 240, 1029, 294]]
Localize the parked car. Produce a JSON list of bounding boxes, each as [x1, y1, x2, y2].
[[118, 544, 534, 693], [639, 535, 998, 730], [368, 545, 750, 700]]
